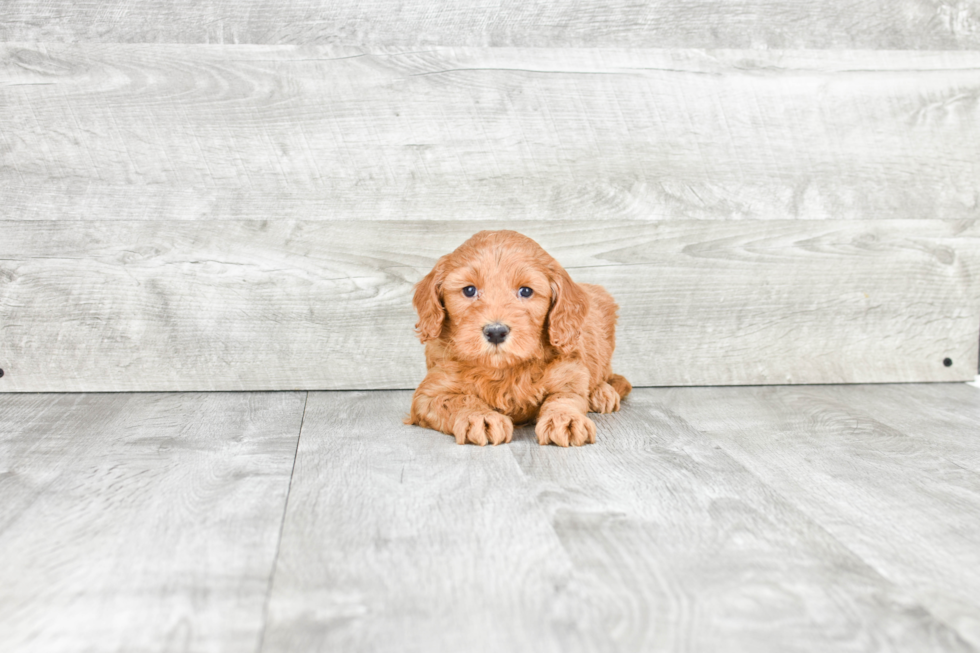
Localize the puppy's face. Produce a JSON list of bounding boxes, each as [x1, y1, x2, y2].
[[413, 231, 589, 367], [441, 246, 552, 367]]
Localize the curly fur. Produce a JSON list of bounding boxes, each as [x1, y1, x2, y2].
[[406, 230, 631, 446]]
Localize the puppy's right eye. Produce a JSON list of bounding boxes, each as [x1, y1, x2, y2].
[[462, 286, 477, 298]]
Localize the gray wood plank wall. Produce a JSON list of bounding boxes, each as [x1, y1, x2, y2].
[[0, 220, 976, 391], [3, 47, 979, 223], [2, 1, 979, 48], [1, 7, 978, 391]]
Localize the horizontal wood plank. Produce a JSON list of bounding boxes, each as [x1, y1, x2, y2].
[[262, 389, 974, 652], [0, 391, 306, 652], [2, 1, 979, 49], [0, 219, 976, 391], [2, 46, 980, 222]]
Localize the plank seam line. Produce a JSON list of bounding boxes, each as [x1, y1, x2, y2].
[[683, 401, 978, 644], [255, 390, 308, 653], [408, 67, 635, 77]]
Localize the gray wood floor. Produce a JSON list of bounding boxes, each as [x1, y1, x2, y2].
[[2, 383, 980, 652]]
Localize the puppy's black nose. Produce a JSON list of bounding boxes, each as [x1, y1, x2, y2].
[[483, 323, 510, 345]]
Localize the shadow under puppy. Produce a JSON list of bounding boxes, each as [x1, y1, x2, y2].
[[407, 230, 631, 446]]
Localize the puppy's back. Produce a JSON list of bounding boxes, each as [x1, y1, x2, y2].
[[580, 283, 620, 333]]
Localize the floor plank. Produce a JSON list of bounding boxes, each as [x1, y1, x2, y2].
[[650, 384, 980, 649], [263, 388, 975, 652], [509, 394, 975, 652], [801, 383, 980, 474], [260, 390, 580, 653], [0, 392, 307, 653], [3, 385, 978, 651]]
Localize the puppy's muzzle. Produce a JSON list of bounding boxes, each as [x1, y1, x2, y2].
[[482, 322, 510, 345]]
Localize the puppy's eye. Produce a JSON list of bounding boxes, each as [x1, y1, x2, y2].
[[462, 286, 477, 298], [519, 287, 534, 298]]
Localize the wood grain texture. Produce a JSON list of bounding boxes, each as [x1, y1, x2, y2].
[[261, 390, 578, 652], [2, 0, 979, 49], [3, 46, 980, 222], [0, 219, 976, 392], [0, 391, 307, 653], [2, 385, 979, 650], [649, 384, 980, 649], [798, 383, 980, 473], [262, 389, 975, 652]]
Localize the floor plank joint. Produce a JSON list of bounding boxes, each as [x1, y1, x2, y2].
[[5, 385, 978, 651]]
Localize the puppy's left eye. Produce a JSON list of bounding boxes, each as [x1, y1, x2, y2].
[[518, 287, 534, 298]]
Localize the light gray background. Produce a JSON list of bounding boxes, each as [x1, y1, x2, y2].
[[1, 3, 979, 390]]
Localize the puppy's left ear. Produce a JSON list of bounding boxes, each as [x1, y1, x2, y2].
[[413, 255, 450, 343], [547, 263, 589, 355]]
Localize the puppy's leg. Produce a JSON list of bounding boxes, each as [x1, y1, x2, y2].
[[589, 373, 632, 412], [536, 361, 595, 446], [408, 384, 513, 446], [608, 373, 632, 399], [536, 393, 596, 446], [589, 382, 621, 413]]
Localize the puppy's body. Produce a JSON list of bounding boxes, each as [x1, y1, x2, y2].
[[407, 231, 631, 446]]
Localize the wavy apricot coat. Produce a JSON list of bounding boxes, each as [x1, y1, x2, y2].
[[406, 230, 630, 446]]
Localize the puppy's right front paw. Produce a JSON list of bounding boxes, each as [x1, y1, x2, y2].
[[452, 411, 513, 446]]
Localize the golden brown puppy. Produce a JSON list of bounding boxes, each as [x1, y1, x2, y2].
[[406, 230, 631, 446]]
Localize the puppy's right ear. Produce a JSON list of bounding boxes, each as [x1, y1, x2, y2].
[[413, 255, 449, 343]]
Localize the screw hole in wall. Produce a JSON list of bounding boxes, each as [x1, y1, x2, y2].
[[943, 358, 953, 367], [0, 368, 4, 378]]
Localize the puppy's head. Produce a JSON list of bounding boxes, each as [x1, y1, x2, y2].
[[413, 230, 588, 367]]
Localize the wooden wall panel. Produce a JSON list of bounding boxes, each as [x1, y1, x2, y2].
[[2, 46, 979, 223], [0, 220, 975, 392], [2, 0, 979, 49]]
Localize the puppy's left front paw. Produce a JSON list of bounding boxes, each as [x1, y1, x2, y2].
[[589, 382, 621, 413], [536, 410, 596, 447]]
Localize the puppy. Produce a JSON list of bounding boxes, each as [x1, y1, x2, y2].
[[406, 230, 631, 446]]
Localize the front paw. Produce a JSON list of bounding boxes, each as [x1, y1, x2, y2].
[[452, 411, 514, 446], [589, 382, 621, 413], [536, 410, 596, 447]]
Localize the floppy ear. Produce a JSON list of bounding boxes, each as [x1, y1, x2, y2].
[[547, 263, 589, 354], [413, 255, 450, 343]]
